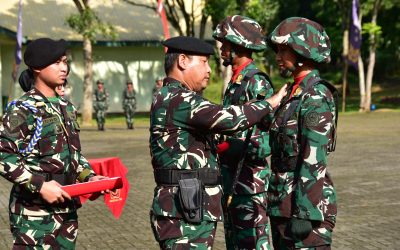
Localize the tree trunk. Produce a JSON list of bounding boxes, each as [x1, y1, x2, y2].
[[363, 0, 381, 112], [358, 54, 366, 111], [342, 29, 349, 113], [365, 48, 376, 112], [81, 37, 93, 125]]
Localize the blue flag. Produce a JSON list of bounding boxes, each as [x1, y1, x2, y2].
[[348, 0, 362, 70]]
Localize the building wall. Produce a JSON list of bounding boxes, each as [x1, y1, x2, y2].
[[0, 44, 165, 113]]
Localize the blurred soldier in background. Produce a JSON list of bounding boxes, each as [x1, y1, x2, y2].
[[266, 17, 338, 249], [213, 15, 274, 250], [93, 79, 109, 131], [122, 80, 136, 129], [152, 76, 163, 97]]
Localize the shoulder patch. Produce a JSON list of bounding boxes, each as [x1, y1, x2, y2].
[[305, 111, 320, 127], [9, 114, 25, 128]]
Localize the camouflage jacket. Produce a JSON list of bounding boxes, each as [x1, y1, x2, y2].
[[0, 88, 95, 216], [122, 89, 136, 110], [93, 88, 109, 110], [150, 77, 273, 222], [221, 62, 274, 194], [268, 70, 337, 224]]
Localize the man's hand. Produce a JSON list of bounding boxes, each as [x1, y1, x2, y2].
[[40, 180, 71, 204], [89, 175, 111, 194], [266, 84, 288, 108]]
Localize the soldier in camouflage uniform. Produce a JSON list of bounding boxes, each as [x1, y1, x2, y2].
[[213, 15, 274, 250], [0, 38, 106, 249], [122, 80, 136, 129], [93, 79, 109, 131], [266, 17, 338, 249], [149, 36, 287, 250], [152, 77, 164, 97]]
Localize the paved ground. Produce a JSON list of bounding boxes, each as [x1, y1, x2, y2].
[[0, 111, 399, 249]]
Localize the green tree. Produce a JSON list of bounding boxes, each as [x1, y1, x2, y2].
[[66, 0, 117, 125], [122, 0, 209, 38]]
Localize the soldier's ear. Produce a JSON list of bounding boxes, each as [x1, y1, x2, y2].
[[177, 54, 189, 70]]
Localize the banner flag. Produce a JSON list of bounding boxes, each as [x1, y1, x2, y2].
[[348, 0, 362, 70]]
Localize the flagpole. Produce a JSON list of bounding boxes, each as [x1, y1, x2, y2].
[[157, 0, 170, 52]]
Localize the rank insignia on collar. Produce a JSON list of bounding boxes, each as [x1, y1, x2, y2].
[[236, 74, 243, 84], [294, 87, 303, 96]]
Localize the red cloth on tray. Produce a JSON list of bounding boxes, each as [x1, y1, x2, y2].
[[80, 157, 130, 219]]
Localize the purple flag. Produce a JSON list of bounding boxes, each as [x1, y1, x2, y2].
[[347, 0, 362, 70], [12, 0, 23, 81], [15, 0, 23, 64]]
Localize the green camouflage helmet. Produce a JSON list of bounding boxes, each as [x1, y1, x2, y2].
[[267, 17, 331, 63], [213, 15, 266, 51]]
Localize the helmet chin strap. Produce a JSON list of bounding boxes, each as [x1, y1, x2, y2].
[[222, 50, 236, 67], [279, 61, 303, 78], [279, 66, 295, 78]]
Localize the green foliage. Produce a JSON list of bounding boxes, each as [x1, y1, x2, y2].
[[362, 22, 382, 36], [66, 8, 117, 42], [203, 0, 236, 28]]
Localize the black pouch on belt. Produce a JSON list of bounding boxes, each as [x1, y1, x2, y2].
[[178, 178, 203, 223]]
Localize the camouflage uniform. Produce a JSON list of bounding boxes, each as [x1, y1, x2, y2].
[[266, 17, 338, 249], [213, 15, 273, 249], [122, 84, 136, 129], [150, 77, 274, 249], [93, 82, 109, 130], [0, 88, 96, 248]]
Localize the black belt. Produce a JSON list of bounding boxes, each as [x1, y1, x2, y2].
[[31, 170, 75, 185], [154, 168, 221, 186]]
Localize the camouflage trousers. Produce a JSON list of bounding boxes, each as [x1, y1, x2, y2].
[[95, 109, 106, 126], [150, 212, 217, 250], [270, 216, 334, 250], [223, 193, 271, 250], [123, 107, 135, 126], [10, 212, 78, 249]]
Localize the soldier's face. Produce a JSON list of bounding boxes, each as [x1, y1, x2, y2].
[[220, 40, 234, 66], [36, 55, 68, 87], [276, 45, 297, 78], [182, 55, 211, 92]]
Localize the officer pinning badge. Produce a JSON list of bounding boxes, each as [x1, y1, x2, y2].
[[236, 74, 243, 84], [305, 111, 320, 127]]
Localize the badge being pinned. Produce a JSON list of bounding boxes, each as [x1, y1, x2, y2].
[[293, 86, 303, 96], [236, 74, 243, 84]]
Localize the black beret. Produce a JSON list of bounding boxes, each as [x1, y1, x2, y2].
[[161, 36, 214, 55], [24, 38, 67, 69]]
